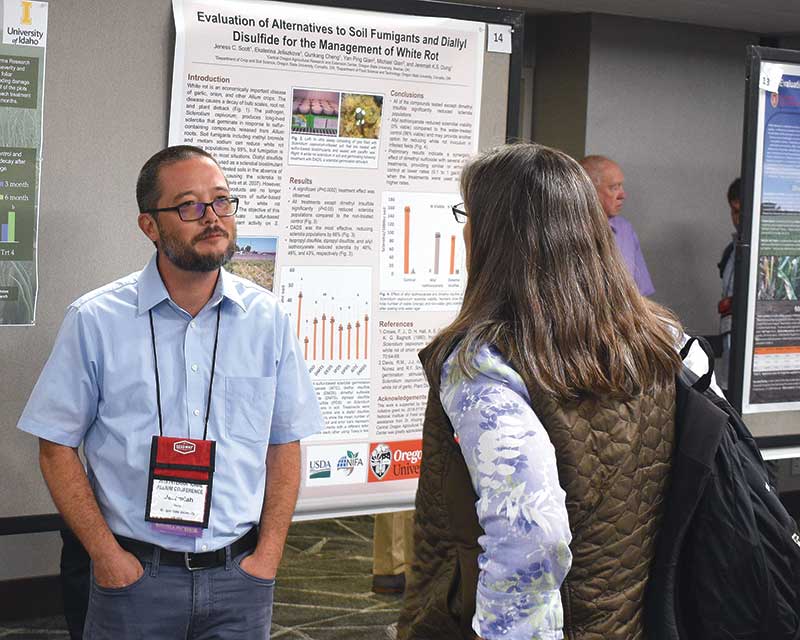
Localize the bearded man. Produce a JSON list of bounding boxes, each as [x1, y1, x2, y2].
[[18, 145, 323, 639]]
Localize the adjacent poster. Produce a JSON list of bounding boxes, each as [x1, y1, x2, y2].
[[170, 0, 484, 515], [742, 61, 800, 413], [0, 0, 47, 326]]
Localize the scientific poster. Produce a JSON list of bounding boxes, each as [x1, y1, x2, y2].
[[0, 0, 47, 326], [170, 0, 484, 515], [742, 62, 800, 412]]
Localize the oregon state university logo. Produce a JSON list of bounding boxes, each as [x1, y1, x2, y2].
[[369, 444, 392, 480], [368, 440, 423, 482], [173, 440, 196, 455]]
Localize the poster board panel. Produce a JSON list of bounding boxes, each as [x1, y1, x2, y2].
[[170, 0, 492, 518], [731, 46, 800, 445]]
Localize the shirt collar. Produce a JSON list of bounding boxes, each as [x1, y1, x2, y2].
[[218, 266, 247, 312], [136, 254, 247, 315], [608, 216, 619, 233]]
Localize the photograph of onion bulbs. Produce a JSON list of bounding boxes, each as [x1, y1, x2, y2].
[[291, 89, 340, 136]]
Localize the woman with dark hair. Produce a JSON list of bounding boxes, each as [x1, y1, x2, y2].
[[397, 143, 705, 640]]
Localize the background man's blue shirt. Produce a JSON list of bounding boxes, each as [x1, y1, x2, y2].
[[609, 214, 655, 296], [18, 254, 324, 552]]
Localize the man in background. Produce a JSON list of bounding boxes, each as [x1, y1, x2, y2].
[[372, 511, 414, 595], [717, 177, 741, 393], [580, 155, 655, 296]]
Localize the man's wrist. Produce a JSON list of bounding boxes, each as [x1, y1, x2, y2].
[[240, 548, 279, 578], [88, 538, 127, 565]]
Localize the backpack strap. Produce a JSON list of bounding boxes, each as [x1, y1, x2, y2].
[[679, 335, 714, 392]]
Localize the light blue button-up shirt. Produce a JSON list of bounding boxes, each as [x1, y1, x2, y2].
[[19, 255, 323, 552]]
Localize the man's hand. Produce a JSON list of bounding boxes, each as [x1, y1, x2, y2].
[[91, 548, 144, 589], [39, 440, 142, 589], [239, 552, 277, 580]]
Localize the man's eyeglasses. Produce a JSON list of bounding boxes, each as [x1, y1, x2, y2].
[[145, 196, 239, 222], [452, 203, 468, 224]]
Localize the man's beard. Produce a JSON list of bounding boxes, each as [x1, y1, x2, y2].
[[157, 222, 236, 272]]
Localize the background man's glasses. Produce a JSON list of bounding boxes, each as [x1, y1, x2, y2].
[[145, 196, 239, 222], [452, 203, 468, 224]]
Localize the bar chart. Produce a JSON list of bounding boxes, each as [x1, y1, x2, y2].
[[380, 191, 465, 291], [0, 148, 36, 262], [279, 265, 372, 379], [0, 210, 16, 243]]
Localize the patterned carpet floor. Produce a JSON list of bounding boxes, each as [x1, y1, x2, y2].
[[0, 516, 401, 640]]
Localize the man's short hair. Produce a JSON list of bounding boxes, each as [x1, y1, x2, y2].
[[727, 177, 741, 205], [579, 155, 615, 185], [136, 145, 220, 213]]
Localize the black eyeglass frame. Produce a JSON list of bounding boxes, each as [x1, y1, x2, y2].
[[452, 203, 468, 224], [144, 196, 240, 222]]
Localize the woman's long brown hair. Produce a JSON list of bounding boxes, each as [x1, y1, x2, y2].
[[425, 143, 683, 401]]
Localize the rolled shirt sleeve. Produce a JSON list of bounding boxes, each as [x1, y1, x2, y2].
[[18, 306, 99, 447], [440, 345, 572, 640]]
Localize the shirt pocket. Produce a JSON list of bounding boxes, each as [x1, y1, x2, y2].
[[225, 376, 276, 444]]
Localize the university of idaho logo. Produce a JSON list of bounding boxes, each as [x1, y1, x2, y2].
[[21, 1, 33, 25]]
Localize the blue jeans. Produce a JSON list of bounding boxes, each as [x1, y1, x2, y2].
[[84, 549, 275, 639]]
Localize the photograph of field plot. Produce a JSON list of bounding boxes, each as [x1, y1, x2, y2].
[[228, 236, 277, 292], [758, 255, 800, 301]]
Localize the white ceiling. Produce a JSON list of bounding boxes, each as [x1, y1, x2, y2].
[[456, 0, 800, 36]]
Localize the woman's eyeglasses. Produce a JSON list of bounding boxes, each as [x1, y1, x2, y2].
[[452, 203, 467, 224]]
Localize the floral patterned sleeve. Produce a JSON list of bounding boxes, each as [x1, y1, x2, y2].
[[440, 344, 573, 640]]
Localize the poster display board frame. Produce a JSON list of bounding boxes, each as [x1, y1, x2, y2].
[[168, 0, 523, 520], [730, 45, 800, 448]]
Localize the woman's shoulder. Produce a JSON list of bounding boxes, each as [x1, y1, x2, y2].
[[441, 342, 530, 403]]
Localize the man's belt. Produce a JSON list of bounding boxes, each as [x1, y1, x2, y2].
[[116, 527, 258, 571]]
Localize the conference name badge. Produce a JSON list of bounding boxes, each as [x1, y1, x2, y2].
[[145, 436, 215, 528]]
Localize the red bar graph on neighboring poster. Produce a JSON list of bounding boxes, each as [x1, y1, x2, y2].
[[449, 235, 456, 275]]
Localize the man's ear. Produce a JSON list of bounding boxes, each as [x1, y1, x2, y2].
[[138, 213, 159, 243]]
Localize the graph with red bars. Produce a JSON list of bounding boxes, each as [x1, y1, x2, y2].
[[379, 191, 466, 296], [279, 265, 372, 379]]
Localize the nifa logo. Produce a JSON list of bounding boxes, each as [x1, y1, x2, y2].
[[21, 1, 32, 25], [173, 440, 196, 455], [336, 451, 364, 477]]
